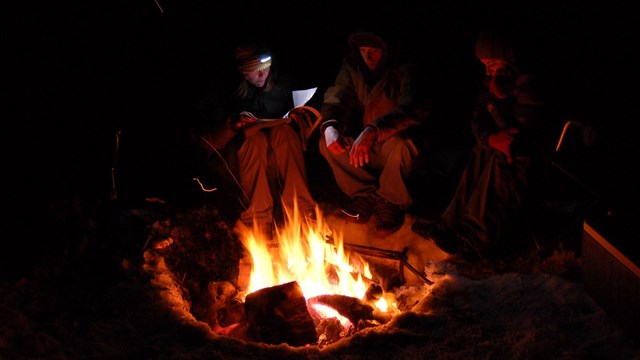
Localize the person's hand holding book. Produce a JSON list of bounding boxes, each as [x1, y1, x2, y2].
[[230, 111, 257, 130]]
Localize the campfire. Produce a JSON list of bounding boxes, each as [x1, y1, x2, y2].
[[224, 205, 402, 346], [141, 201, 435, 348]]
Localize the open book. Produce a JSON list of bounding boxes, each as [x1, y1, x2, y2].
[[243, 88, 323, 150]]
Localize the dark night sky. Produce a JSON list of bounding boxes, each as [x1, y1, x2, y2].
[[6, 2, 639, 232]]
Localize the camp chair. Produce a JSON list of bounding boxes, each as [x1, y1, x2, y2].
[[530, 119, 601, 254]]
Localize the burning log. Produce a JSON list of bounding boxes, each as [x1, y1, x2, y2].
[[244, 281, 318, 346], [308, 294, 373, 325], [307, 291, 392, 326]]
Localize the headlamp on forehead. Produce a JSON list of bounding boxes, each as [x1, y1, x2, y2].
[[238, 52, 272, 74], [259, 54, 271, 63]]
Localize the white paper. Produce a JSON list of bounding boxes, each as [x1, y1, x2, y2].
[[284, 87, 317, 117], [293, 87, 317, 108]]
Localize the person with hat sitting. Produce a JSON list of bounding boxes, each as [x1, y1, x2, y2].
[[190, 41, 318, 238], [412, 28, 566, 259], [318, 29, 434, 237]]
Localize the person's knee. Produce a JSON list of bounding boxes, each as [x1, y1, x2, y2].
[[383, 136, 417, 162], [318, 136, 331, 159], [270, 124, 297, 142], [242, 131, 269, 152]]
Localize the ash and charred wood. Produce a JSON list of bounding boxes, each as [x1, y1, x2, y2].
[[217, 302, 246, 328], [191, 281, 238, 329], [307, 294, 391, 325], [364, 283, 383, 302], [244, 281, 317, 346]]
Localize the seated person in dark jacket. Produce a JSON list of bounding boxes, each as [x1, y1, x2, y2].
[[319, 30, 433, 237], [412, 29, 565, 259]]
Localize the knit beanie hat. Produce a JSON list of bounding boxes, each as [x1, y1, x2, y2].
[[235, 43, 272, 74], [349, 31, 387, 49], [475, 30, 517, 65]]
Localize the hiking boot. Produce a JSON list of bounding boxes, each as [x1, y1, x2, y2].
[[374, 199, 404, 236], [411, 221, 460, 255], [336, 196, 376, 224]]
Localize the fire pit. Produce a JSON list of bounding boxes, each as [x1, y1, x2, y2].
[[141, 205, 435, 347]]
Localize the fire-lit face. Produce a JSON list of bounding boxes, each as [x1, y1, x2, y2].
[[480, 58, 515, 77], [480, 58, 517, 99], [243, 67, 270, 88], [359, 46, 383, 71]]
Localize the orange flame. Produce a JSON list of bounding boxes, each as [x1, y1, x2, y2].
[[235, 204, 376, 306]]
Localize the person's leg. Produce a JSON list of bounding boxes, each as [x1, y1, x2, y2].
[[437, 144, 486, 231], [368, 136, 418, 235], [412, 144, 488, 253], [318, 136, 378, 198], [237, 131, 273, 228], [412, 144, 530, 257], [269, 125, 317, 219], [318, 136, 378, 223], [371, 136, 419, 208]]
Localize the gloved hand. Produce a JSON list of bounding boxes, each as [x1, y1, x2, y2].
[[230, 111, 257, 130], [349, 126, 377, 168], [488, 128, 518, 164], [324, 125, 352, 155]]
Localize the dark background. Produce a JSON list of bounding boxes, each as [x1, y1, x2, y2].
[[5, 1, 639, 267]]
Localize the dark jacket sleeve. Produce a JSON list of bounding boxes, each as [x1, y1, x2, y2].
[[371, 63, 433, 141], [472, 73, 562, 156], [471, 85, 512, 149], [320, 59, 432, 140], [319, 59, 358, 133]]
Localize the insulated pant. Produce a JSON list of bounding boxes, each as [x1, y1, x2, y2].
[[237, 125, 316, 226], [319, 133, 418, 209]]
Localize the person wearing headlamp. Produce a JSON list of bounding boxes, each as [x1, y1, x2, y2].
[[191, 41, 317, 238]]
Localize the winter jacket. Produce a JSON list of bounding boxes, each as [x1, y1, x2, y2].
[[320, 33, 432, 142], [472, 72, 563, 160], [194, 71, 295, 151]]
